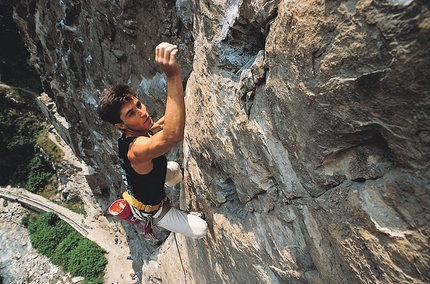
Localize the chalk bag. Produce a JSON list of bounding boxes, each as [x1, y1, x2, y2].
[[108, 199, 141, 224]]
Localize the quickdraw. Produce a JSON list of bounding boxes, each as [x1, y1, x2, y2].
[[129, 203, 157, 240], [140, 216, 157, 240]]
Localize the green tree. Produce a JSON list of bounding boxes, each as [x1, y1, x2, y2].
[[28, 212, 73, 257], [52, 231, 81, 269], [25, 154, 55, 193], [68, 239, 107, 284]]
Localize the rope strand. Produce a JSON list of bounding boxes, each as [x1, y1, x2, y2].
[[173, 233, 187, 284]]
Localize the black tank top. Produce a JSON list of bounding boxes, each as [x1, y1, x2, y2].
[[118, 134, 167, 205]]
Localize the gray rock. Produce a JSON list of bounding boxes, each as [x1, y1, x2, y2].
[[7, 0, 430, 283]]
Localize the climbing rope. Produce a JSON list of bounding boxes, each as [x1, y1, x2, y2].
[[173, 233, 187, 284]]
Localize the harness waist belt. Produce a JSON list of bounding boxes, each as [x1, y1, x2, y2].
[[122, 191, 165, 213]]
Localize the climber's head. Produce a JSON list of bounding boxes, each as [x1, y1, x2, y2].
[[97, 84, 137, 125]]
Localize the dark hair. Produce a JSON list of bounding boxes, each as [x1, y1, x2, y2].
[[97, 84, 137, 124]]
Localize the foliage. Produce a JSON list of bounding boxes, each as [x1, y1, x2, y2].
[[20, 212, 38, 228], [67, 239, 107, 284], [25, 154, 56, 193], [28, 212, 73, 257], [21, 214, 30, 228], [0, 85, 43, 185], [28, 212, 106, 282], [0, 84, 59, 193], [52, 231, 82, 269]]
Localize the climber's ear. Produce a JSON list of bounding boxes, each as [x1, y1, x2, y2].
[[114, 123, 127, 131]]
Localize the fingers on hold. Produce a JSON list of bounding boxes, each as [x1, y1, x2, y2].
[[170, 49, 178, 60], [155, 47, 161, 62], [156, 43, 178, 64]]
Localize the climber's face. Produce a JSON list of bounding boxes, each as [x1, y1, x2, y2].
[[115, 97, 154, 134]]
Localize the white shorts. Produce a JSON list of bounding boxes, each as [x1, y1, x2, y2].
[[155, 206, 207, 239], [165, 161, 183, 187], [159, 161, 206, 238]]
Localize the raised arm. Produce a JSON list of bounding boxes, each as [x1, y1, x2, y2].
[[128, 43, 185, 171], [157, 43, 185, 142]]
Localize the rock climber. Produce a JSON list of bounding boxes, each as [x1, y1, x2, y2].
[[97, 42, 207, 239]]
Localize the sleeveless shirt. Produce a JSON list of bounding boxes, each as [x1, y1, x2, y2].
[[118, 134, 167, 205]]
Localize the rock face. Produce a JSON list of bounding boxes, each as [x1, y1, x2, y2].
[[6, 0, 430, 283]]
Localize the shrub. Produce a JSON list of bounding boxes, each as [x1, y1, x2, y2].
[[28, 212, 107, 283], [53, 231, 82, 269], [68, 239, 107, 284], [25, 154, 56, 193], [28, 212, 73, 257], [21, 213, 30, 228]]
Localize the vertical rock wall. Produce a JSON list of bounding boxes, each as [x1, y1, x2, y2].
[[9, 0, 430, 283]]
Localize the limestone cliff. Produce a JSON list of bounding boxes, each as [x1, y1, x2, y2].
[[7, 0, 430, 283]]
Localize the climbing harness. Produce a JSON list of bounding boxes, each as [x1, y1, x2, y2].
[[129, 203, 157, 240], [109, 194, 172, 240], [119, 190, 169, 239], [123, 190, 165, 213]]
